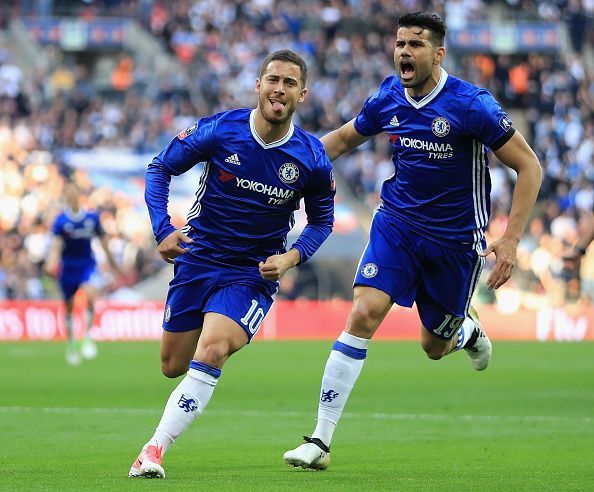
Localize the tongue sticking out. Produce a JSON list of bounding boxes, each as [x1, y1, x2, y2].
[[271, 101, 284, 112]]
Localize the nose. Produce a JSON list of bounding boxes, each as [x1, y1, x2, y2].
[[274, 80, 285, 94]]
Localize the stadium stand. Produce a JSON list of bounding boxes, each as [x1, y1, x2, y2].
[[0, 0, 593, 309]]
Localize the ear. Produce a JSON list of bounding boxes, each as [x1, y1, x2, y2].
[[434, 46, 445, 65], [255, 78, 261, 94], [298, 87, 308, 103]]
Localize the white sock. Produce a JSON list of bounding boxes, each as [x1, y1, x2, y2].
[[144, 360, 220, 455], [312, 331, 369, 447], [65, 313, 74, 342], [85, 307, 94, 338], [454, 317, 476, 351]]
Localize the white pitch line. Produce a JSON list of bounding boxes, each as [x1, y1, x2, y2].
[[0, 406, 591, 424]]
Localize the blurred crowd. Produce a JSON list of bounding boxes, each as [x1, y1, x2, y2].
[[1, 0, 593, 307]]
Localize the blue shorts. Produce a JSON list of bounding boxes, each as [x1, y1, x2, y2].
[[59, 259, 99, 300], [354, 212, 484, 339], [163, 254, 277, 340]]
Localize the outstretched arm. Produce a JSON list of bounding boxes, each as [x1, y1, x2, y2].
[[481, 130, 542, 289], [321, 119, 370, 161]]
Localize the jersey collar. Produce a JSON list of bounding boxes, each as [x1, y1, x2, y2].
[[64, 207, 87, 222], [403, 67, 448, 109], [250, 109, 294, 149]]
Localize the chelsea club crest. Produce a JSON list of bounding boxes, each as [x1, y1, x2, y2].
[[361, 263, 378, 278], [279, 162, 299, 184], [431, 117, 450, 137]]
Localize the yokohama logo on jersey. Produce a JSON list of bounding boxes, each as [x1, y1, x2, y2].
[[398, 136, 453, 153], [392, 135, 454, 159], [235, 177, 295, 199]]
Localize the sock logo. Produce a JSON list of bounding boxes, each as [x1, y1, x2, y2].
[[320, 389, 339, 402], [178, 394, 198, 413]]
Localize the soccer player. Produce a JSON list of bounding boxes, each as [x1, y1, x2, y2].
[[283, 12, 542, 470], [128, 49, 335, 479], [45, 182, 120, 366]]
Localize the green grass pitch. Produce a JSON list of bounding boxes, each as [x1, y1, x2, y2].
[[1, 340, 593, 491]]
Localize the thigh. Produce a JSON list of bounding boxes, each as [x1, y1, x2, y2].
[[204, 282, 274, 341], [194, 312, 250, 365], [353, 213, 418, 307], [81, 265, 103, 300], [416, 242, 484, 339]]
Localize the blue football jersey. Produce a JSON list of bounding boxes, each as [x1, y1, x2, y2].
[[354, 68, 514, 249], [145, 108, 335, 265], [51, 209, 103, 262]]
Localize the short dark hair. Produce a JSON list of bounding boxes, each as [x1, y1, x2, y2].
[[398, 12, 446, 47], [259, 49, 307, 87]]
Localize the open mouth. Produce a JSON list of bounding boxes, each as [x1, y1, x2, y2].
[[399, 60, 415, 81], [269, 99, 286, 112]]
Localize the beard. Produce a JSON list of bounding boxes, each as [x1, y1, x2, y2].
[[258, 95, 294, 125], [398, 62, 435, 94]]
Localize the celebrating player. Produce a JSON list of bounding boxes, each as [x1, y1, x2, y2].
[[128, 49, 335, 478], [284, 12, 542, 470], [45, 182, 120, 366]]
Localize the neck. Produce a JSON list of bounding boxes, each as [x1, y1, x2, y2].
[[253, 107, 291, 144], [406, 66, 442, 98]]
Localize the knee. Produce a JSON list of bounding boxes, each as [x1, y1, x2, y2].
[[421, 341, 448, 361], [160, 355, 187, 378], [195, 341, 231, 368], [347, 302, 383, 338]]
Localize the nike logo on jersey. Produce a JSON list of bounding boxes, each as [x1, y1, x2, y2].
[[390, 115, 399, 126], [225, 153, 241, 165]]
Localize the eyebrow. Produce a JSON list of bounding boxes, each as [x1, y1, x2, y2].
[[266, 74, 299, 84]]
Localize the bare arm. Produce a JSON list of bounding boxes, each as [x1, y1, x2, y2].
[[563, 214, 594, 262], [481, 130, 542, 289], [574, 215, 594, 254], [44, 236, 64, 276], [99, 235, 123, 275], [321, 119, 370, 161]]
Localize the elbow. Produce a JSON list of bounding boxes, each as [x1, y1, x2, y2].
[[533, 158, 543, 187], [536, 160, 543, 182]]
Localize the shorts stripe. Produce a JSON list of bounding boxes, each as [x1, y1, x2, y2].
[[464, 252, 484, 315]]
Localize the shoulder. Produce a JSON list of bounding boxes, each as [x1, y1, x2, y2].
[[181, 108, 251, 139], [444, 74, 498, 107], [380, 75, 401, 92], [358, 76, 401, 118], [87, 210, 101, 222], [208, 108, 251, 129], [291, 126, 330, 168], [370, 75, 401, 101], [52, 213, 66, 227]]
